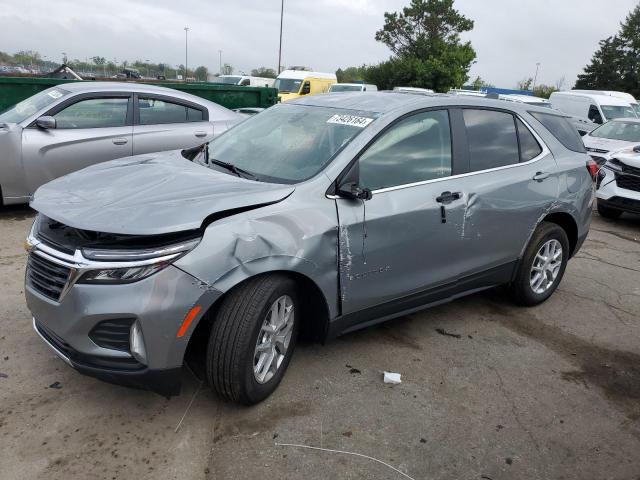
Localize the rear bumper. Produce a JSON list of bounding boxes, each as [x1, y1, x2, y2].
[[34, 318, 182, 397]]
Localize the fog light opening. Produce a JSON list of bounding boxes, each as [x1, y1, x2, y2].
[[130, 321, 148, 365]]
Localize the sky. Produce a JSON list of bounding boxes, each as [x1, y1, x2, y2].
[[1, 0, 637, 88]]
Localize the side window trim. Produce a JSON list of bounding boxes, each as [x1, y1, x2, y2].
[[133, 93, 209, 126], [364, 112, 550, 194], [31, 92, 133, 128]]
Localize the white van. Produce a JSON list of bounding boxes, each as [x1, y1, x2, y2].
[[571, 90, 640, 116], [328, 83, 378, 93], [213, 75, 275, 88], [549, 91, 637, 125]]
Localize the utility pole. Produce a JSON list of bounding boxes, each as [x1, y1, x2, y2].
[[184, 27, 189, 82], [218, 50, 223, 75], [278, 0, 284, 74], [532, 62, 540, 91]]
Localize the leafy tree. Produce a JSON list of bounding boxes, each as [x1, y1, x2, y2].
[[336, 66, 367, 83], [471, 75, 493, 90], [517, 77, 533, 90], [251, 67, 277, 78], [92, 56, 106, 65], [532, 84, 557, 99], [366, 0, 476, 92], [194, 65, 208, 81], [574, 36, 622, 91], [222, 64, 234, 75]]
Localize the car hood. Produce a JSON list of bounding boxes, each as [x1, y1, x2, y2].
[[30, 150, 295, 235], [583, 135, 636, 153]]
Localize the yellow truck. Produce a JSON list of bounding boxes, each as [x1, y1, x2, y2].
[[275, 70, 337, 102]]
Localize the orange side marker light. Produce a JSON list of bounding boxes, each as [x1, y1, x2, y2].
[[177, 305, 202, 338]]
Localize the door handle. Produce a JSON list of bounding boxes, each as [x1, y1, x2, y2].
[[533, 171, 550, 182], [112, 137, 128, 145], [194, 131, 207, 138], [435, 191, 462, 204]]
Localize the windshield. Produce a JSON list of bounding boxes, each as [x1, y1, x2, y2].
[[589, 120, 640, 142], [214, 76, 242, 85], [274, 78, 302, 93], [632, 103, 640, 117], [600, 104, 638, 120], [330, 85, 363, 92], [206, 104, 377, 183], [0, 87, 68, 124]]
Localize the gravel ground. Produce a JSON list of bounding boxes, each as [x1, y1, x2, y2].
[[0, 205, 639, 480]]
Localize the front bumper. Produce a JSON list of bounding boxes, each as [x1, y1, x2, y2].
[[25, 251, 221, 397], [596, 165, 640, 214]]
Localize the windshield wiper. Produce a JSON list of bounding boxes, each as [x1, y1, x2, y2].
[[209, 158, 258, 181]]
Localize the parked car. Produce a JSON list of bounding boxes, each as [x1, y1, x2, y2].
[[498, 94, 551, 108], [581, 118, 640, 218], [328, 83, 378, 93], [213, 75, 275, 88], [25, 94, 593, 404], [549, 91, 638, 125], [0, 82, 242, 205], [275, 70, 337, 102], [447, 88, 485, 97]]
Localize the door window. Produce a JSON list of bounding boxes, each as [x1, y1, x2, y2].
[[359, 110, 452, 190], [516, 118, 542, 161], [138, 97, 204, 125], [463, 109, 519, 172], [588, 105, 603, 124], [53, 97, 128, 129]]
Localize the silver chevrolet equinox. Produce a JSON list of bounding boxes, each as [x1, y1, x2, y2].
[[25, 93, 594, 405]]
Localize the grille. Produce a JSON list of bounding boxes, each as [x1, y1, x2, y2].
[[619, 161, 640, 176], [616, 173, 640, 192], [27, 253, 71, 301], [587, 147, 609, 154], [36, 321, 144, 371], [89, 319, 134, 352]]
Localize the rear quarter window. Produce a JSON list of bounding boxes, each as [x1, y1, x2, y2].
[[530, 111, 586, 153]]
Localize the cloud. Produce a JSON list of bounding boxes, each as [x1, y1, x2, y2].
[[0, 0, 637, 88]]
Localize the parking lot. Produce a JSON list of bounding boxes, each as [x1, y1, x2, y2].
[[0, 205, 638, 479]]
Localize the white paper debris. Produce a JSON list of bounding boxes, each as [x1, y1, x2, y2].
[[383, 371, 401, 384]]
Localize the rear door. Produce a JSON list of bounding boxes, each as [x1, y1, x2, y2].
[[21, 92, 133, 194], [449, 108, 559, 277], [132, 94, 214, 155]]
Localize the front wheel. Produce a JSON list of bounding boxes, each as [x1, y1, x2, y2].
[[206, 275, 299, 405], [509, 222, 569, 306]]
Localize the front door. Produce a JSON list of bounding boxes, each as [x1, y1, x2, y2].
[[21, 94, 133, 194], [336, 109, 467, 316]]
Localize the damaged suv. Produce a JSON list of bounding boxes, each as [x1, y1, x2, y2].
[[25, 94, 594, 404]]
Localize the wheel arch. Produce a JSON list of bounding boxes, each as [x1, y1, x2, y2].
[[542, 211, 579, 256]]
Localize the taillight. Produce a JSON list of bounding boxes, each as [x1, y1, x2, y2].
[[586, 159, 599, 181]]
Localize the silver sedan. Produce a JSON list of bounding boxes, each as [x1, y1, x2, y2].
[[0, 82, 242, 205]]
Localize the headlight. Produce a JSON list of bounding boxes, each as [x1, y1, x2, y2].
[[77, 238, 200, 284]]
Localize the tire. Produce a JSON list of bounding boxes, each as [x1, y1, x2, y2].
[[206, 274, 300, 405], [597, 201, 623, 219], [509, 222, 569, 306]]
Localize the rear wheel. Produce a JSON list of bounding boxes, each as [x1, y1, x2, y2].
[[509, 222, 569, 306], [597, 201, 623, 219], [206, 275, 299, 405]]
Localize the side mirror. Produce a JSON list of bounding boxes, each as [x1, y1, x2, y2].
[[337, 182, 372, 201], [301, 83, 311, 95], [35, 116, 56, 129]]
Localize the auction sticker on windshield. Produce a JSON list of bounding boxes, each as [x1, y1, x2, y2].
[[327, 114, 374, 128], [47, 90, 64, 99]]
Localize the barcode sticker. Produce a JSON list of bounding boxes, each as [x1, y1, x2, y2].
[[327, 114, 373, 128], [48, 90, 63, 99]]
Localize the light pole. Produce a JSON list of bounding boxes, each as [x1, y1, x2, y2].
[[145, 58, 150, 78], [278, 0, 284, 74], [184, 27, 189, 82], [218, 50, 222, 75], [532, 62, 540, 91]]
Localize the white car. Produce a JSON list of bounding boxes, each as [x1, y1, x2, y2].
[[328, 83, 377, 92], [586, 119, 640, 218]]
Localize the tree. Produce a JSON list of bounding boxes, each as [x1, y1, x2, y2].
[[92, 56, 106, 65], [532, 84, 557, 99], [251, 67, 277, 78], [575, 4, 640, 97], [471, 75, 493, 90], [222, 64, 234, 75], [336, 66, 367, 83], [367, 0, 476, 92], [194, 65, 208, 81], [517, 77, 533, 90]]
